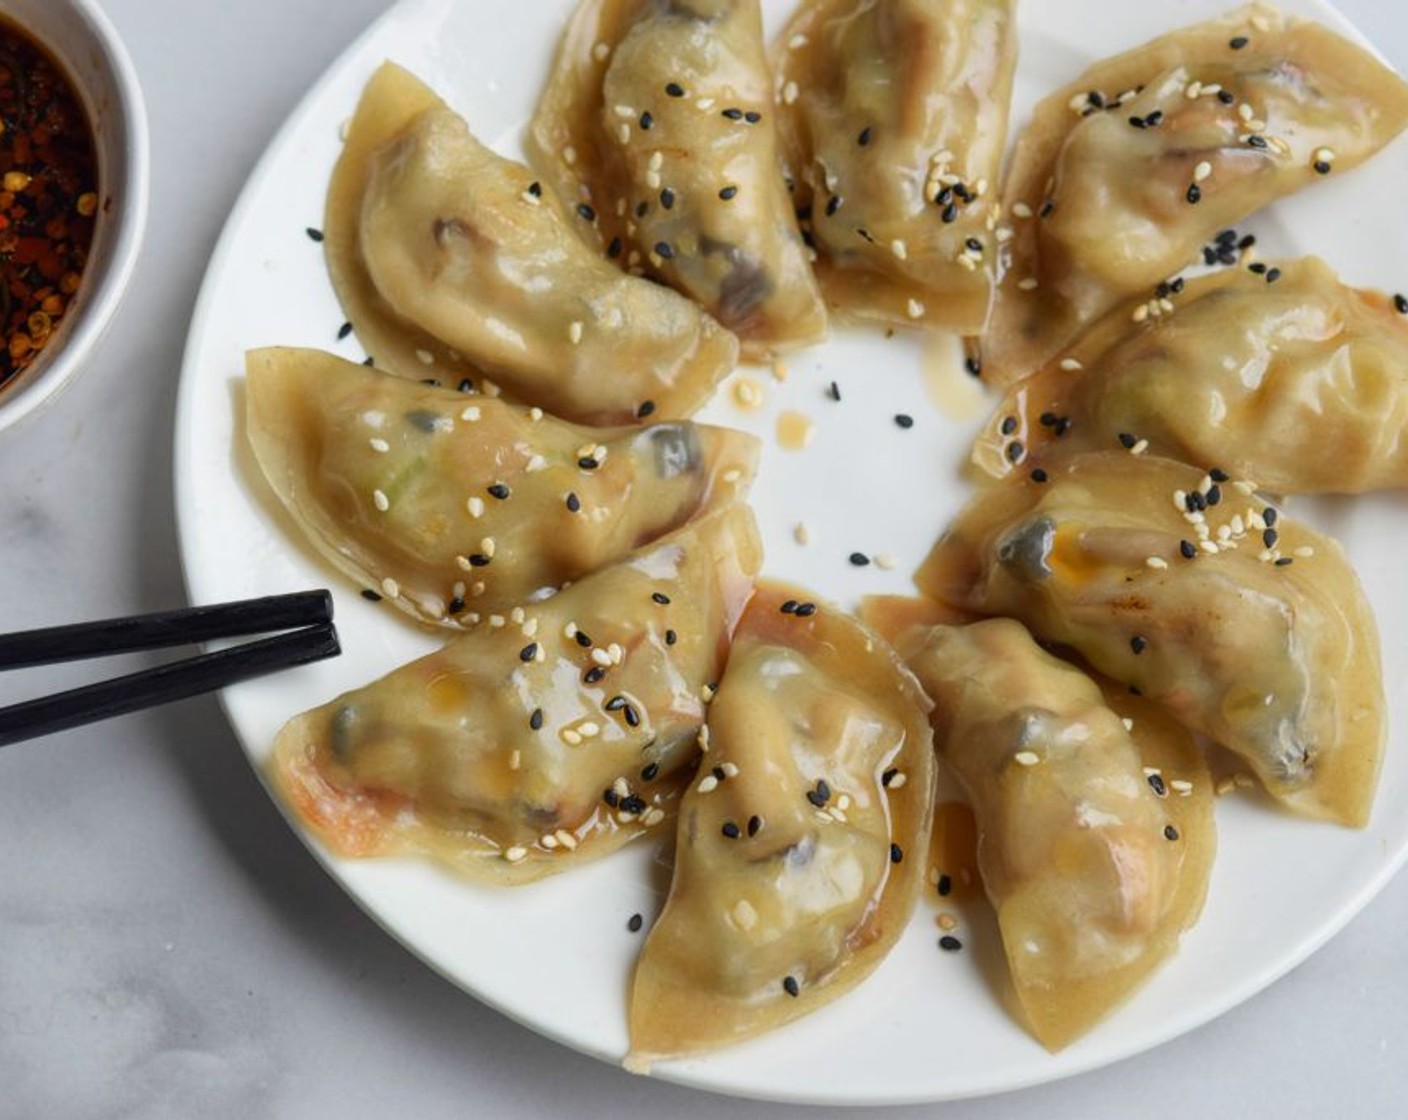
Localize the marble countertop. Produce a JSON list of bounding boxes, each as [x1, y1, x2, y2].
[[1, 1, 1405, 1116]]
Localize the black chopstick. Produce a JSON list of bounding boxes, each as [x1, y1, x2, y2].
[[0, 590, 332, 669], [0, 622, 340, 747]]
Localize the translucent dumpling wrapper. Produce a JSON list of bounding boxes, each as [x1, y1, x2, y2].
[[985, 2, 1408, 387], [881, 613, 1214, 1051], [774, 0, 1018, 333], [270, 503, 763, 885], [628, 582, 934, 1063], [245, 347, 758, 626], [917, 451, 1385, 827], [529, 0, 828, 357], [325, 62, 738, 425], [973, 257, 1408, 494]]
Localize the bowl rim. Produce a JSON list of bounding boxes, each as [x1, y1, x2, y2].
[[0, 0, 150, 434]]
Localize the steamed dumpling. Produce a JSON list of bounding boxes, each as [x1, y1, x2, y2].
[[629, 581, 933, 1062], [326, 62, 738, 424], [889, 616, 1214, 1051], [986, 3, 1408, 386], [245, 347, 758, 626], [973, 257, 1408, 494], [271, 504, 762, 885], [775, 0, 1018, 332], [529, 0, 828, 357], [917, 451, 1385, 826]]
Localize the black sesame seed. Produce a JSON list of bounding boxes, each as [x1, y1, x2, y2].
[[1210, 467, 1229, 482], [306, 227, 325, 242], [955, 183, 974, 203], [468, 554, 491, 567], [747, 815, 762, 836], [1130, 684, 1143, 696], [895, 413, 914, 429], [360, 589, 383, 602], [639, 111, 653, 130], [519, 643, 539, 662], [527, 181, 543, 198], [620, 793, 647, 814], [1275, 556, 1294, 566], [1087, 90, 1105, 108], [1206, 484, 1221, 506], [1229, 35, 1249, 49], [816, 779, 831, 801], [849, 552, 871, 567], [665, 629, 677, 645], [721, 821, 741, 839], [1247, 134, 1268, 150], [1171, 277, 1186, 293], [637, 399, 656, 418], [712, 765, 726, 782], [530, 708, 544, 730], [794, 602, 817, 617], [1264, 507, 1278, 526], [575, 631, 593, 647], [337, 321, 353, 341], [939, 935, 963, 952], [1186, 183, 1202, 204], [965, 237, 983, 253], [1263, 527, 1279, 548], [935, 185, 952, 206], [1128, 115, 1147, 129], [722, 107, 743, 120], [362, 356, 375, 366], [854, 227, 872, 243], [744, 110, 761, 124], [654, 241, 675, 260], [1238, 235, 1256, 251], [1394, 294, 1408, 315], [1038, 412, 1057, 427], [1000, 416, 1018, 436], [628, 913, 644, 933], [578, 456, 600, 470], [1006, 440, 1024, 463], [455, 378, 473, 393], [937, 874, 952, 897], [1180, 540, 1198, 559], [576, 203, 596, 222], [1145, 110, 1163, 127], [605, 696, 627, 712], [448, 596, 466, 614], [781, 600, 798, 614], [665, 82, 685, 97], [1265, 267, 1282, 284], [828, 380, 842, 402], [584, 666, 606, 684], [487, 483, 511, 500], [965, 355, 982, 378], [1217, 229, 1238, 245], [783, 976, 800, 998], [603, 787, 619, 807], [566, 492, 581, 513], [1055, 418, 1072, 438], [719, 184, 738, 201], [1249, 261, 1268, 275], [1039, 199, 1055, 219], [624, 705, 639, 728], [1148, 773, 1168, 797], [608, 235, 624, 258], [1218, 89, 1236, 104], [1203, 247, 1218, 266], [641, 762, 660, 781], [636, 200, 649, 218], [882, 768, 899, 787], [890, 843, 903, 864], [941, 201, 958, 223], [1164, 824, 1181, 840], [857, 126, 872, 146], [1130, 635, 1148, 654], [1314, 160, 1332, 175], [826, 194, 841, 216], [1031, 468, 1048, 483]]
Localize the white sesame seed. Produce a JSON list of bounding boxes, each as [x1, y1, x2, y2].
[[1159, 297, 1176, 314], [697, 775, 719, 794], [891, 239, 908, 260], [555, 830, 578, 850], [568, 321, 584, 345], [698, 724, 711, 751], [460, 405, 481, 421], [1186, 80, 1203, 99], [616, 123, 631, 144], [592, 42, 610, 62], [1014, 751, 1041, 767], [794, 521, 811, 546], [1132, 304, 1150, 323], [648, 151, 663, 172], [504, 845, 528, 862], [1017, 277, 1039, 291], [1170, 779, 1194, 794], [591, 648, 613, 667], [1238, 102, 1254, 121], [608, 642, 623, 664], [564, 146, 577, 165], [526, 455, 546, 472], [906, 298, 925, 319], [1146, 556, 1169, 570], [381, 577, 400, 598], [372, 489, 389, 512], [720, 762, 740, 778], [1200, 540, 1220, 555], [369, 438, 390, 453], [481, 537, 497, 559], [1315, 146, 1335, 163], [782, 80, 799, 104], [561, 729, 583, 746], [732, 899, 758, 930], [540, 833, 559, 849], [874, 552, 897, 570], [1131, 439, 1149, 455], [1012, 201, 1034, 219], [887, 772, 908, 789], [489, 614, 504, 628], [508, 749, 521, 771], [1294, 545, 1315, 558], [1202, 83, 1223, 96], [466, 496, 485, 518], [1059, 357, 1084, 371], [695, 98, 714, 110], [1122, 717, 1135, 731], [415, 349, 434, 365], [643, 808, 665, 826], [578, 721, 600, 738]]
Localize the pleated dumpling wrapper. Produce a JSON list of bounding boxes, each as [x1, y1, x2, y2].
[[529, 0, 827, 357], [985, 2, 1408, 386], [270, 503, 762, 885], [774, 0, 1018, 333], [628, 582, 934, 1064], [973, 257, 1408, 494], [325, 62, 737, 425], [245, 347, 758, 626], [917, 451, 1385, 827], [887, 615, 1214, 1051]]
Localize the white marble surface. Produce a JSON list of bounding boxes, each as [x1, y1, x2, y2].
[[1, 1, 1405, 1116]]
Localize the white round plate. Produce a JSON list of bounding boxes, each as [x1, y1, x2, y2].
[[175, 0, 1408, 1105]]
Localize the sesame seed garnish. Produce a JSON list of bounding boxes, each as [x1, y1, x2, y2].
[[488, 483, 511, 500], [1014, 750, 1040, 767], [665, 81, 684, 97], [529, 708, 543, 730], [895, 413, 914, 429], [381, 577, 400, 598], [937, 874, 951, 896], [306, 227, 325, 242], [697, 774, 719, 794], [718, 184, 739, 201], [1005, 440, 1023, 462], [857, 126, 872, 146], [783, 976, 800, 997], [1017, 277, 1039, 291], [939, 936, 963, 952], [641, 761, 659, 781], [721, 821, 740, 839], [1148, 773, 1167, 796], [654, 241, 674, 260], [1130, 635, 1147, 654], [747, 815, 762, 837], [1186, 183, 1202, 204], [1031, 468, 1048, 483], [794, 602, 817, 617], [360, 588, 382, 602], [1229, 35, 1248, 49], [1164, 824, 1180, 840], [907, 297, 925, 319], [849, 552, 870, 567], [890, 843, 903, 864], [1146, 556, 1168, 570], [503, 845, 527, 863], [519, 642, 539, 662], [372, 488, 389, 512], [665, 629, 677, 645]]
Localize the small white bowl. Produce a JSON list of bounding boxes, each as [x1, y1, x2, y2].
[[0, 0, 149, 433]]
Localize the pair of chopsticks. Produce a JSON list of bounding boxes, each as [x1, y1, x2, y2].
[[0, 590, 339, 747]]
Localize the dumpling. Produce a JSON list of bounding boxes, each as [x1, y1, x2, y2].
[[774, 0, 1018, 332], [916, 451, 1385, 826], [886, 616, 1214, 1051], [986, 4, 1408, 386], [326, 62, 738, 425], [245, 347, 758, 626], [973, 257, 1408, 494], [529, 0, 828, 356], [270, 503, 762, 885], [629, 581, 934, 1062]]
